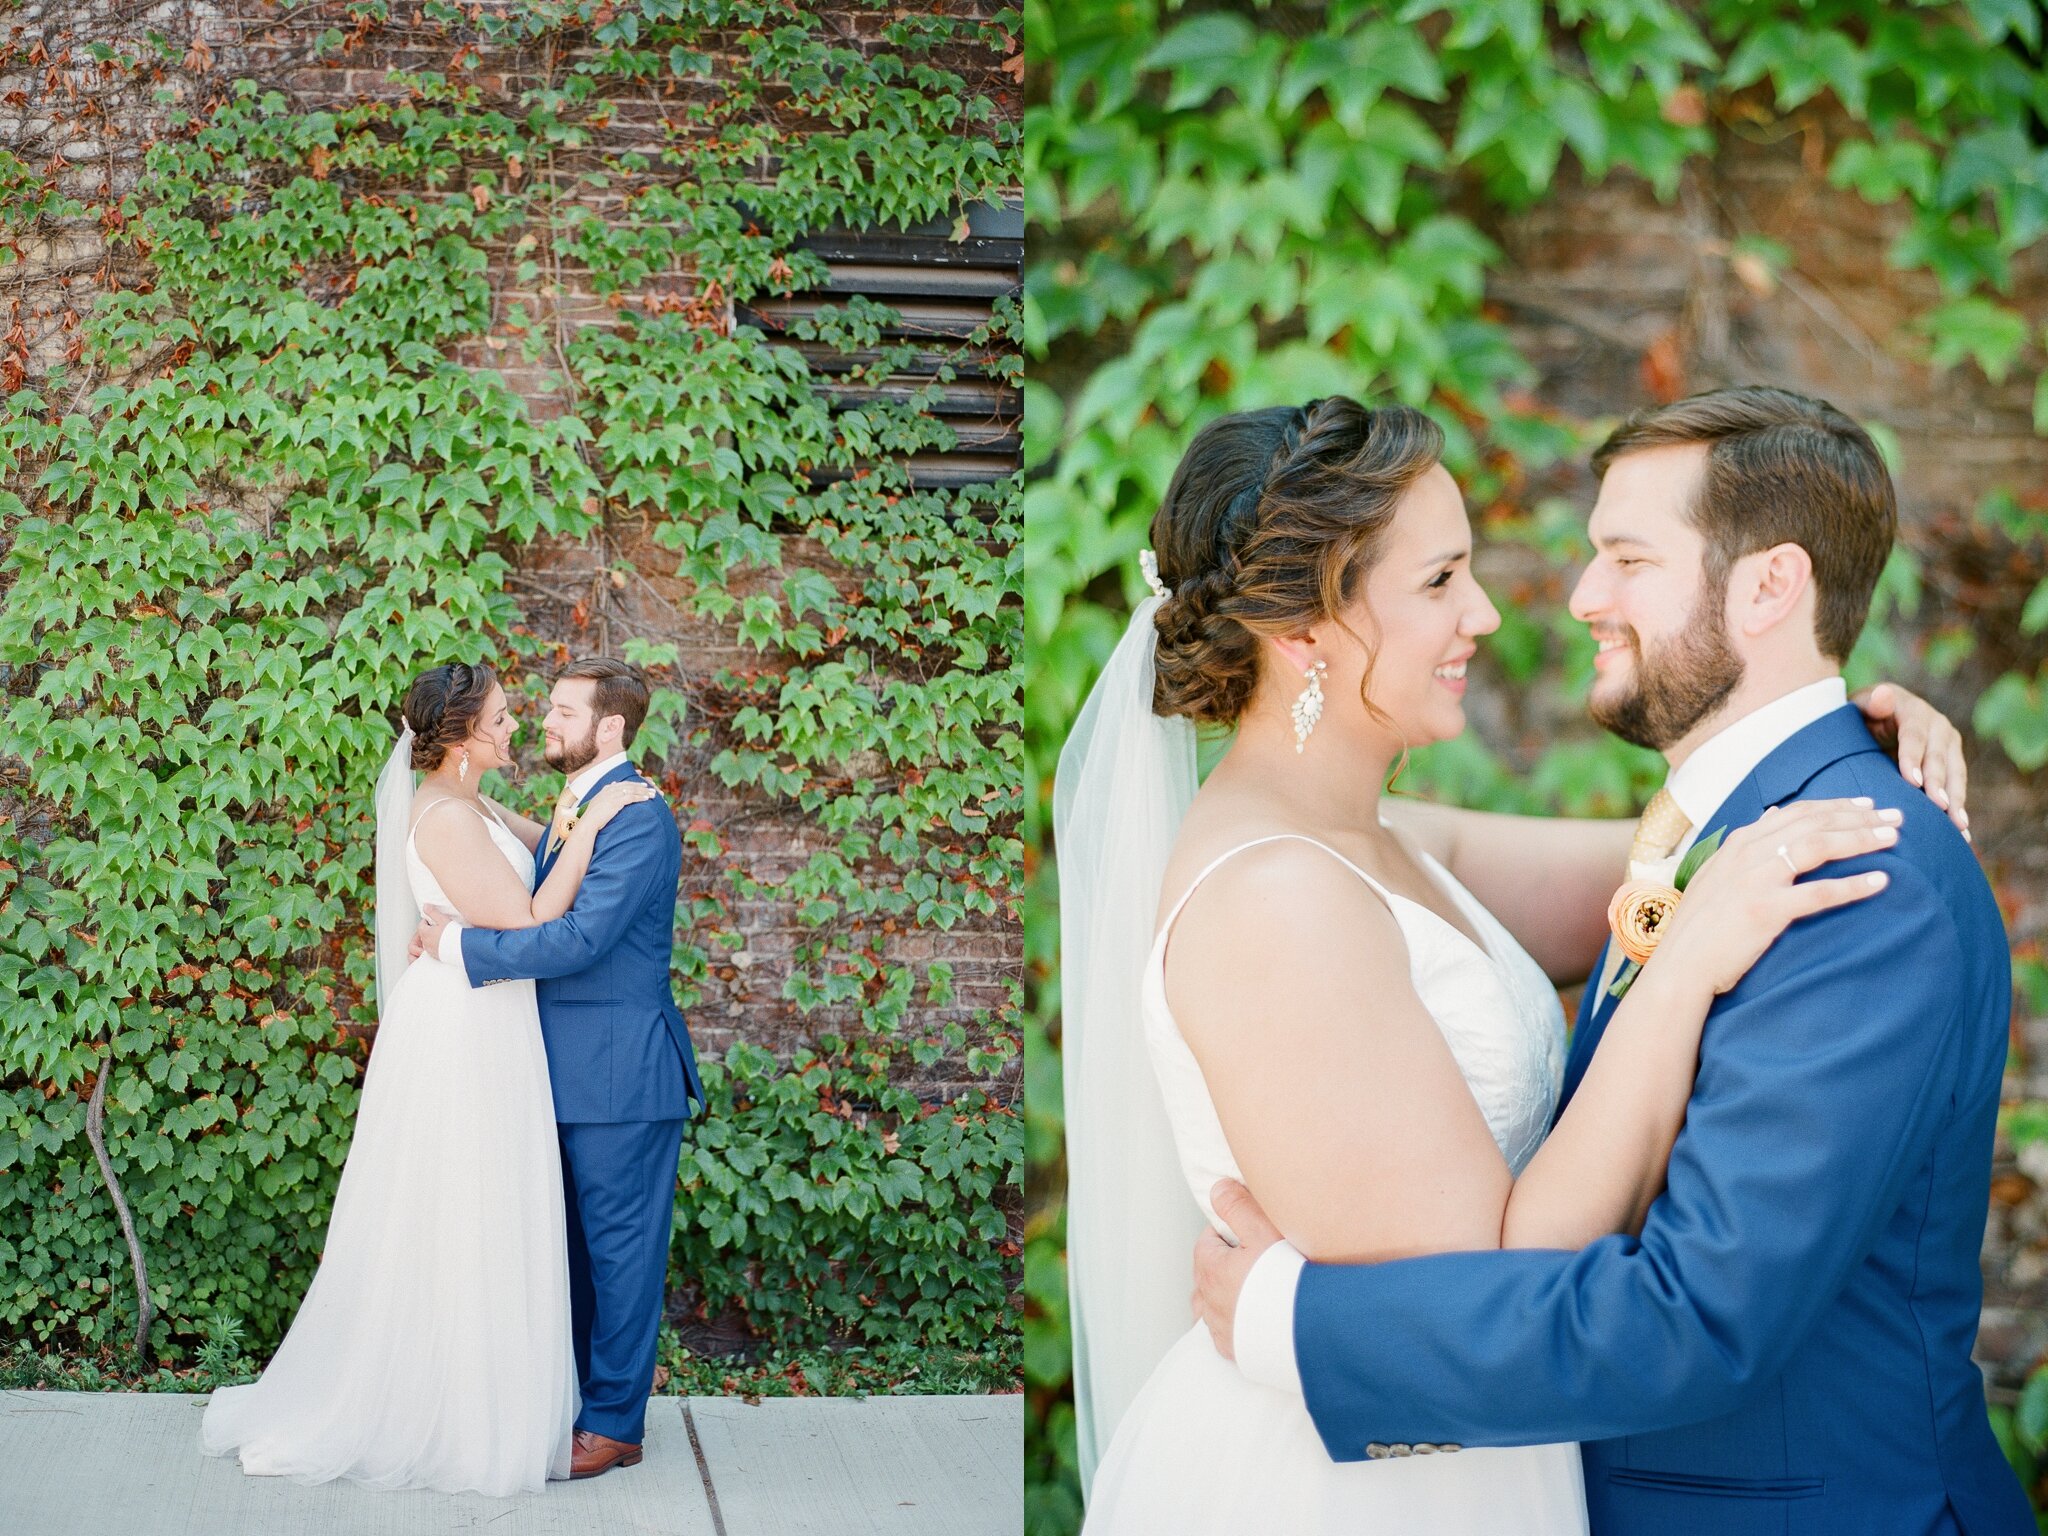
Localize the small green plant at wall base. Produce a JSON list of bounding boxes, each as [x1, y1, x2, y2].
[[0, 1311, 257, 1396], [655, 1332, 1023, 1399]]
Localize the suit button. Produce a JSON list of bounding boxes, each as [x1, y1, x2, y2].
[[1413, 1443, 1437, 1455], [1390, 1443, 1412, 1457], [1365, 1443, 1390, 1459]]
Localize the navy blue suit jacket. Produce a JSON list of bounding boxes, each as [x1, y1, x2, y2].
[[1290, 707, 2030, 1533], [460, 760, 704, 1125]]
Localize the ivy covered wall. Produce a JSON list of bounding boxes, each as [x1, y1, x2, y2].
[[0, 0, 1023, 1373]]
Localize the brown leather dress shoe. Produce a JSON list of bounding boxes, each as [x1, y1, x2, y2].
[[570, 1428, 644, 1480]]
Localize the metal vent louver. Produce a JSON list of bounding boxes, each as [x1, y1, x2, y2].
[[735, 197, 1023, 489]]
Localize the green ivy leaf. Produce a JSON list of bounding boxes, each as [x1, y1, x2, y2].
[[1975, 671, 2048, 771], [1918, 296, 2030, 382], [1141, 14, 1259, 112]]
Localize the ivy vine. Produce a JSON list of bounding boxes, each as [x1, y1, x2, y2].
[[0, 0, 1023, 1370]]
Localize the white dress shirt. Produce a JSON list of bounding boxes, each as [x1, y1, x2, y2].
[[436, 750, 634, 974], [1233, 676, 1853, 1401]]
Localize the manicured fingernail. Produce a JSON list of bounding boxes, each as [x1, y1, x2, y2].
[[1853, 796, 1874, 807], [1959, 810, 1970, 828], [1906, 767, 1922, 784], [1867, 872, 1889, 888], [1874, 826, 1898, 842], [1932, 790, 1949, 808], [1878, 808, 1903, 823]]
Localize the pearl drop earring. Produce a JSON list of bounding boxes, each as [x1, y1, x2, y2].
[[1291, 660, 1327, 753], [459, 749, 470, 783]]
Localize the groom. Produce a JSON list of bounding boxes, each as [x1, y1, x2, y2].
[[1193, 388, 2032, 1531], [412, 657, 704, 1480]]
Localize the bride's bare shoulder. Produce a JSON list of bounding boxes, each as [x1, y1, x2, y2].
[[408, 794, 496, 855], [1160, 828, 1412, 1063], [1160, 811, 1395, 956]]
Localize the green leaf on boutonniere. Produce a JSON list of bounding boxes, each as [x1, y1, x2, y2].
[[1674, 827, 1726, 891]]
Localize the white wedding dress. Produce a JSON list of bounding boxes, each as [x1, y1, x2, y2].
[[200, 799, 577, 1495], [1083, 831, 1589, 1534]]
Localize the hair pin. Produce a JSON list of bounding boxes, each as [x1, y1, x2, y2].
[[1140, 549, 1170, 600]]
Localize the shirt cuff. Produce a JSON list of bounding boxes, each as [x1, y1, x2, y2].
[[436, 920, 467, 978], [1233, 1239, 1306, 1399]]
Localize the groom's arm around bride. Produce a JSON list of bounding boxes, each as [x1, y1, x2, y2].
[[1203, 732, 2023, 1528], [436, 787, 704, 1118]]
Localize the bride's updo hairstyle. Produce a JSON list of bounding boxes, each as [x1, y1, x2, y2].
[[401, 662, 500, 772], [1148, 396, 1445, 724]]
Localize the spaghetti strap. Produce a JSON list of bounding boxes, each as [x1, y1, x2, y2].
[[408, 795, 501, 841], [1157, 832, 1397, 943]]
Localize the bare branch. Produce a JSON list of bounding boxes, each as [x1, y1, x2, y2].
[[83, 1045, 154, 1360]]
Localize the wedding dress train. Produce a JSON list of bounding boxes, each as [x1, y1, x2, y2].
[[1082, 831, 1589, 1534], [200, 801, 576, 1495]]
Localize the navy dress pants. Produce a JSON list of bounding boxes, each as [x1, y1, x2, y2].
[[558, 1117, 687, 1443]]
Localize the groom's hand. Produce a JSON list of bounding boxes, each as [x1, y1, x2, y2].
[[1192, 1179, 1284, 1361], [409, 904, 457, 961]]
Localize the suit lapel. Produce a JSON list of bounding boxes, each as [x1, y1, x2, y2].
[[1557, 948, 1610, 1118], [1554, 706, 1884, 1123], [533, 759, 641, 888]]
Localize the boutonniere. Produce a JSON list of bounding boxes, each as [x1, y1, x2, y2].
[[547, 801, 581, 854], [1605, 829, 1726, 1000]]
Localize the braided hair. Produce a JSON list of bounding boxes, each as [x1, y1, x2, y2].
[[401, 662, 499, 771], [1148, 396, 1445, 725]]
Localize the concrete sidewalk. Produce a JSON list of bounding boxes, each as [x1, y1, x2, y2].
[[0, 1390, 1020, 1535]]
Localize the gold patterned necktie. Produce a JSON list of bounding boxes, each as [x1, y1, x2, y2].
[[1629, 785, 1692, 869], [546, 785, 580, 856]]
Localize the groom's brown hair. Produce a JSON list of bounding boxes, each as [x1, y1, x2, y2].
[[1591, 386, 1895, 662], [556, 657, 650, 746]]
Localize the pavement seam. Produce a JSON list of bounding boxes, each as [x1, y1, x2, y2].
[[682, 1398, 729, 1536]]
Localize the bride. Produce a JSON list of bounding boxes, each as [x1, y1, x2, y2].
[[200, 661, 654, 1496], [1056, 397, 1960, 1531]]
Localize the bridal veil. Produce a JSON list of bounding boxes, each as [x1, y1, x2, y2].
[[371, 719, 420, 1010], [1052, 584, 1206, 1493]]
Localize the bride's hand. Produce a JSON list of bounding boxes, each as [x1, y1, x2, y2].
[[1852, 682, 1968, 836], [580, 780, 659, 834], [1647, 800, 1900, 998]]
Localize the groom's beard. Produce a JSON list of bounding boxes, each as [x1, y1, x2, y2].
[[1589, 588, 1745, 752], [546, 725, 602, 776]]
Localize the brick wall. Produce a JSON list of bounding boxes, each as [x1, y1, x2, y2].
[[0, 0, 1022, 1102]]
